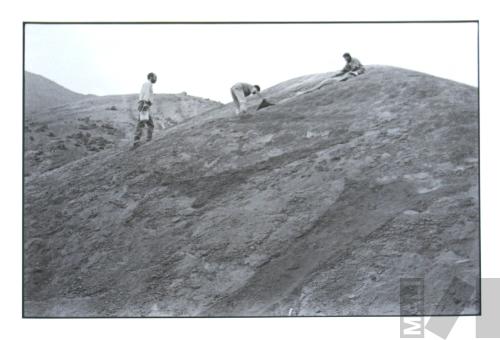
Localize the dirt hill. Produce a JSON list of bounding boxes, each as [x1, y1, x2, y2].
[[24, 71, 90, 114], [24, 79, 223, 176], [24, 66, 479, 317]]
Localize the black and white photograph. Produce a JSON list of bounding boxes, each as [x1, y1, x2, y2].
[[21, 21, 481, 319]]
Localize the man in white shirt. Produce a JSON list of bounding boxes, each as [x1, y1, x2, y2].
[[134, 72, 157, 147], [230, 82, 262, 115]]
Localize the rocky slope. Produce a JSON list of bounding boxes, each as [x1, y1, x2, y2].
[[24, 66, 479, 317], [24, 78, 223, 176]]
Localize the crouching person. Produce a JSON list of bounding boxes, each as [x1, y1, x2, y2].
[[134, 72, 157, 147], [230, 82, 261, 115]]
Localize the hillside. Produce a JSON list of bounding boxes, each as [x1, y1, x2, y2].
[[24, 71, 89, 114], [24, 66, 479, 317], [24, 83, 223, 176]]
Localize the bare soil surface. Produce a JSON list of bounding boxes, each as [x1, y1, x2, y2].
[[24, 66, 479, 316]]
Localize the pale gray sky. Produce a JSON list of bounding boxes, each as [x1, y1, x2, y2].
[[25, 23, 478, 102]]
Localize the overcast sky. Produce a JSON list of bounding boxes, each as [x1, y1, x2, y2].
[[25, 23, 478, 103]]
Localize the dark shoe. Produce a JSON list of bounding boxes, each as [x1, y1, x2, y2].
[[257, 99, 274, 110]]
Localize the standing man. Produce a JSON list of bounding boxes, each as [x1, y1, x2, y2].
[[230, 82, 262, 115], [134, 72, 157, 147]]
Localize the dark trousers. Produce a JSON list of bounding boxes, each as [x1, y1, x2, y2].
[[134, 115, 154, 143]]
